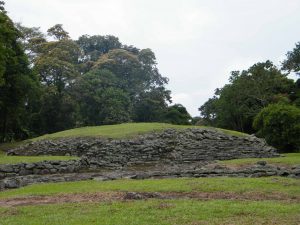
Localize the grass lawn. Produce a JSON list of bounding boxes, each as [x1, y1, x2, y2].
[[0, 176, 299, 225], [0, 154, 79, 165], [0, 141, 78, 165], [0, 199, 299, 225], [28, 122, 247, 141], [219, 153, 300, 167], [1, 177, 299, 199]]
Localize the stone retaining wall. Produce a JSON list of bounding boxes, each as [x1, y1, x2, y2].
[[1, 162, 299, 190], [0, 160, 86, 180]]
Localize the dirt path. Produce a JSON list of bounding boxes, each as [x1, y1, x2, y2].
[[1, 191, 299, 207]]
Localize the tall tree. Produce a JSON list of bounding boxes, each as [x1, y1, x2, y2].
[[15, 23, 46, 64], [282, 42, 300, 76], [282, 42, 300, 107], [47, 24, 70, 40], [74, 69, 131, 125], [33, 24, 81, 133]]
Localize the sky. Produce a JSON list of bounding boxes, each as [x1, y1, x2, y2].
[[5, 0, 300, 116]]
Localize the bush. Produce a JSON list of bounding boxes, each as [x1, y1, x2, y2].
[[253, 103, 300, 152], [163, 104, 191, 125]]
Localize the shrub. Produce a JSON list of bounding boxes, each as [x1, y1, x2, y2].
[[253, 103, 300, 152]]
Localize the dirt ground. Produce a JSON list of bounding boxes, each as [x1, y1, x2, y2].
[[1, 191, 299, 207]]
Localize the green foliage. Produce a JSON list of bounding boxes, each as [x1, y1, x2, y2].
[[47, 24, 70, 40], [163, 104, 191, 125], [77, 34, 122, 62], [133, 87, 171, 122], [253, 103, 300, 152], [0, 3, 40, 141], [199, 61, 294, 133], [32, 28, 81, 134], [74, 69, 131, 126], [282, 42, 300, 76], [15, 23, 46, 63], [0, 9, 177, 140]]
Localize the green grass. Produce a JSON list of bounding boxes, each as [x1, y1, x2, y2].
[[0, 147, 79, 165], [0, 200, 299, 225], [0, 177, 298, 224], [219, 153, 300, 167], [29, 123, 247, 141], [0, 155, 79, 165], [1, 177, 299, 199]]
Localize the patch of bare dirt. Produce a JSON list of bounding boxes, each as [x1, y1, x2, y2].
[[0, 191, 299, 207], [0, 192, 123, 207]]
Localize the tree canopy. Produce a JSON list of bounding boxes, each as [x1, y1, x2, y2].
[[199, 61, 294, 133], [0, 3, 190, 141]]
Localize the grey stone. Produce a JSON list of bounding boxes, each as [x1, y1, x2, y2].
[[257, 161, 267, 166], [4, 178, 19, 188]]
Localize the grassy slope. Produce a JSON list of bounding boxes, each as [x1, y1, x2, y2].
[[1, 200, 299, 225], [219, 153, 300, 167], [0, 154, 79, 165], [29, 122, 247, 141], [1, 177, 299, 199]]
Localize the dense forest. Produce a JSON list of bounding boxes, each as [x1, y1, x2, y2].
[[0, 1, 299, 152]]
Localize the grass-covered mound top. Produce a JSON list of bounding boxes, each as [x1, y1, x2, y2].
[[0, 151, 79, 165], [219, 153, 300, 167], [29, 123, 247, 142]]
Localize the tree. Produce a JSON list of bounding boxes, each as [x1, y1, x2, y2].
[[163, 104, 191, 125], [74, 69, 131, 125], [199, 96, 218, 125], [94, 48, 169, 98], [133, 87, 171, 122], [47, 24, 70, 40], [15, 23, 46, 64], [282, 42, 300, 76], [33, 26, 81, 133], [282, 42, 300, 107], [199, 61, 294, 133], [0, 2, 40, 141], [77, 35, 122, 62], [253, 103, 300, 152]]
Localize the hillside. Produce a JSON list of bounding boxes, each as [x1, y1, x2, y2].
[[28, 123, 247, 142]]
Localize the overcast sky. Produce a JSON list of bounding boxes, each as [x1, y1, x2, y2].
[[5, 0, 300, 116]]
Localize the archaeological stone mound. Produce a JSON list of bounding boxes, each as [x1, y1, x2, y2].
[[9, 128, 278, 169]]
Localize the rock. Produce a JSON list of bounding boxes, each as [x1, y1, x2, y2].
[[257, 161, 267, 166], [25, 163, 36, 169], [0, 165, 14, 173], [4, 178, 19, 188], [123, 192, 144, 200]]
